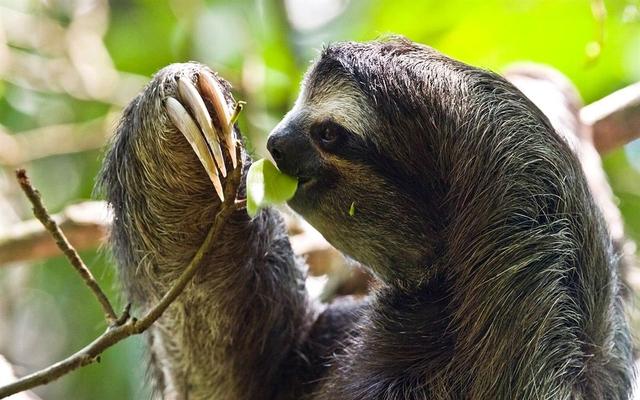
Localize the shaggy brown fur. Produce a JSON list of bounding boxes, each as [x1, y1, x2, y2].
[[99, 38, 634, 399]]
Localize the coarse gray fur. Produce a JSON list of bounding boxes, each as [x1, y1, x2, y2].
[[98, 38, 634, 399]]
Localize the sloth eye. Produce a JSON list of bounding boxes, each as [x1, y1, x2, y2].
[[312, 120, 345, 151], [320, 126, 338, 144]]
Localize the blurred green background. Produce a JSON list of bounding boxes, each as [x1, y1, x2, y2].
[[0, 0, 638, 399]]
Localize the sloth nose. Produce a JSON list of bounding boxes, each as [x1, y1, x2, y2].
[[267, 135, 284, 163], [266, 128, 299, 176], [267, 121, 319, 178]]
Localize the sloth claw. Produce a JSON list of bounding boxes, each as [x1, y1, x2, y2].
[[165, 96, 225, 202], [177, 77, 227, 177], [197, 71, 238, 169], [165, 69, 242, 202]]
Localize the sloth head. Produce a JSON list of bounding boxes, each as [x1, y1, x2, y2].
[[267, 37, 571, 286]]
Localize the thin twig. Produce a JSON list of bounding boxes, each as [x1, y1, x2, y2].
[[15, 170, 117, 324], [0, 155, 244, 399], [229, 101, 246, 125], [114, 303, 132, 326], [133, 157, 241, 330]]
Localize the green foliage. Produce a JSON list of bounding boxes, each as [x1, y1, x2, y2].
[[246, 158, 298, 217]]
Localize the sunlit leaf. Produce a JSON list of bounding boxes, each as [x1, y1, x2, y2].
[[246, 158, 298, 217]]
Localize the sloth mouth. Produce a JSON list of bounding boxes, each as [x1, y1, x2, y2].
[[297, 175, 317, 190]]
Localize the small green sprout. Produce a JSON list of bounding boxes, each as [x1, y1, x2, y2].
[[349, 201, 356, 217]]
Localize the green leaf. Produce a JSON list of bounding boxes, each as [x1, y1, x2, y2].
[[246, 158, 298, 217]]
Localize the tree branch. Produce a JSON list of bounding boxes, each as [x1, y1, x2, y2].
[[0, 118, 111, 167], [0, 154, 243, 399], [0, 201, 109, 266], [581, 81, 640, 153], [15, 170, 117, 324]]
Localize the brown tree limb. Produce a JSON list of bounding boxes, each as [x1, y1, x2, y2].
[[581, 81, 640, 153], [14, 170, 117, 324], [0, 118, 112, 167], [0, 154, 243, 399], [0, 201, 109, 266]]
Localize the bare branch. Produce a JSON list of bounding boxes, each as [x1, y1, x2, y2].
[[0, 201, 110, 266], [134, 158, 242, 329], [0, 118, 112, 167], [0, 154, 244, 399], [581, 81, 640, 153], [14, 170, 117, 324]]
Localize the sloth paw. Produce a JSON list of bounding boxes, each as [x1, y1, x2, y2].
[[164, 69, 239, 202]]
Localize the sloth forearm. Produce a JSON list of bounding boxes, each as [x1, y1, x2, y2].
[[123, 212, 313, 399], [123, 195, 314, 399], [98, 62, 317, 399]]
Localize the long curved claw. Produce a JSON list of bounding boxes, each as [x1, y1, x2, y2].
[[197, 71, 238, 169], [177, 77, 227, 177], [165, 96, 225, 202]]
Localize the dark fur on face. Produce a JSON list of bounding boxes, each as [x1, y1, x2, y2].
[[99, 37, 634, 400]]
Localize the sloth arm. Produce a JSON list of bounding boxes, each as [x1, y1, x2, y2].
[[98, 63, 364, 400]]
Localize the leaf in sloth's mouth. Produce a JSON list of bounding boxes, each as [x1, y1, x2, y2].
[[246, 159, 298, 217]]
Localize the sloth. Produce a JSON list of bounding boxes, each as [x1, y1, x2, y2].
[[98, 37, 634, 399]]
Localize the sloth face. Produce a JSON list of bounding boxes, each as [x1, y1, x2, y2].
[[266, 40, 446, 284], [266, 70, 377, 217], [267, 38, 579, 287]]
